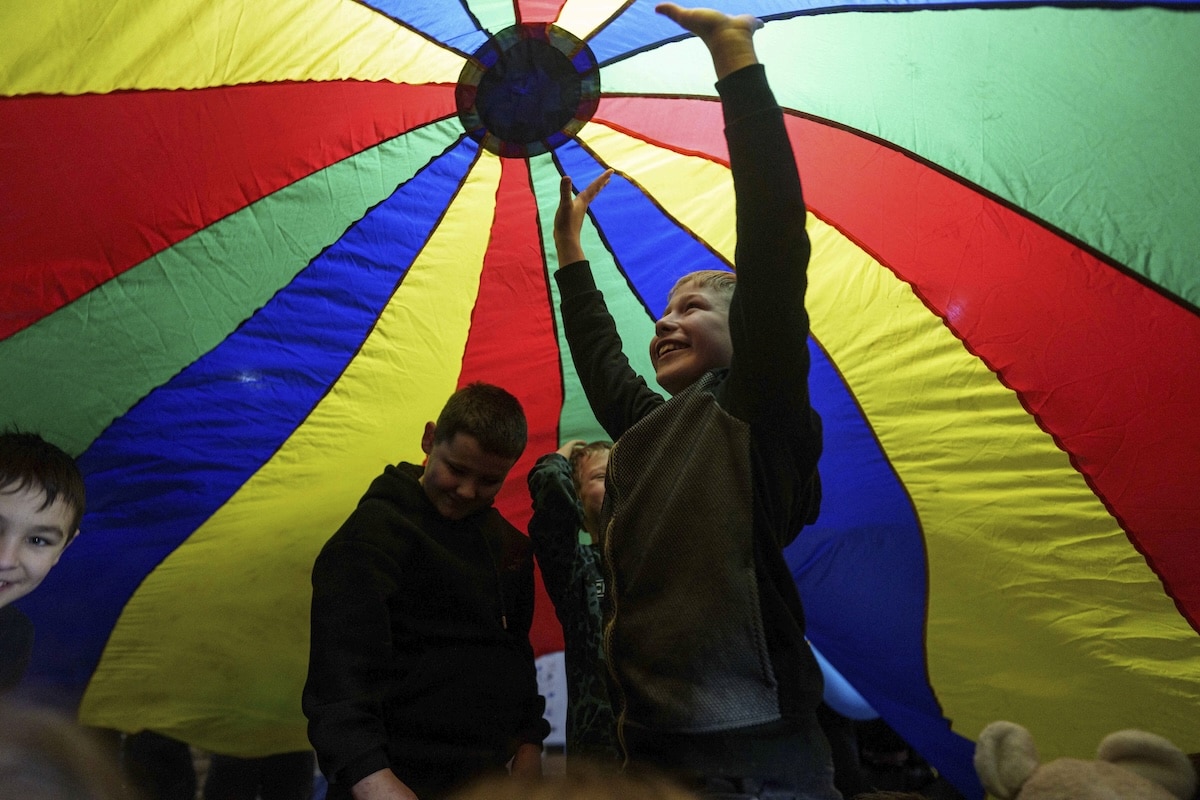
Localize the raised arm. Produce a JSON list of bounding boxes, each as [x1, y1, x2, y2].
[[527, 445, 585, 612], [655, 3, 761, 79], [657, 4, 822, 535], [659, 4, 813, 417], [554, 173, 667, 438], [554, 171, 611, 267]]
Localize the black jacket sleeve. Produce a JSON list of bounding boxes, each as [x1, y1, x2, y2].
[[526, 454, 583, 615], [303, 535, 402, 788], [718, 64, 823, 540], [556, 263, 665, 440], [0, 607, 34, 693]]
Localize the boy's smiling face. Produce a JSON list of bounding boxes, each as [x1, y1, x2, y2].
[[0, 483, 77, 609], [650, 281, 734, 395]]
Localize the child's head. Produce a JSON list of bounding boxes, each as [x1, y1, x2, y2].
[[650, 270, 736, 395], [0, 702, 133, 800], [0, 432, 85, 609], [419, 383, 527, 521], [567, 441, 612, 537]]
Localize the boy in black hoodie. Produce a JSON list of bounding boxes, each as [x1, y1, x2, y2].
[[303, 383, 548, 800]]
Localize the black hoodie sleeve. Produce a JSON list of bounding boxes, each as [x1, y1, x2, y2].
[[303, 532, 403, 789]]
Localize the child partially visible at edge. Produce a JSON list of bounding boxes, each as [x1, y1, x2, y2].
[[527, 439, 619, 766], [0, 431, 86, 694], [553, 3, 835, 798]]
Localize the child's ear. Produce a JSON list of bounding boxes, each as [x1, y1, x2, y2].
[[420, 422, 437, 455]]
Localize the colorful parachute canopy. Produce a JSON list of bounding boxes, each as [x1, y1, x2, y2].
[[3, 1, 1198, 797]]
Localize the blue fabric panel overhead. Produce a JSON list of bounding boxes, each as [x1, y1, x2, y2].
[[585, 0, 1196, 66], [360, 0, 490, 56], [553, 140, 728, 320]]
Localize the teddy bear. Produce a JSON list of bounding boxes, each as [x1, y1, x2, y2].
[[973, 720, 1197, 800]]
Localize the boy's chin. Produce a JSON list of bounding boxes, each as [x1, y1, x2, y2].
[[434, 497, 489, 521], [655, 365, 702, 395], [0, 584, 30, 608]]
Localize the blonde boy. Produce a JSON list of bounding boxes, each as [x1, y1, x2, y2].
[[552, 5, 836, 798]]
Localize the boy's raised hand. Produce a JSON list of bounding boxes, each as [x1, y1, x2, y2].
[[655, 3, 761, 79], [553, 169, 614, 268], [556, 439, 586, 460]]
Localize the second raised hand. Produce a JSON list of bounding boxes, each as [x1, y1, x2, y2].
[[553, 169, 614, 269]]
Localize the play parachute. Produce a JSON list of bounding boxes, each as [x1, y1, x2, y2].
[[3, 2, 1198, 797]]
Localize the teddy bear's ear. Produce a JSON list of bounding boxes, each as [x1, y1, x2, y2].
[[975, 721, 1041, 800], [1096, 729, 1198, 800]]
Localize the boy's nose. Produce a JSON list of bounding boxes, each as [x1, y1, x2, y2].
[[0, 537, 19, 567], [654, 315, 676, 335]]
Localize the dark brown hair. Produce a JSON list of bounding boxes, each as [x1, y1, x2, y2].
[[433, 383, 528, 460], [0, 431, 86, 536]]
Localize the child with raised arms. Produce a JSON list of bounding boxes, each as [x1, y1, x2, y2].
[[553, 4, 836, 798]]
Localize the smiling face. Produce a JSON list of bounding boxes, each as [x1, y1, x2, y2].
[[650, 279, 734, 395], [419, 424, 518, 521], [0, 483, 78, 609]]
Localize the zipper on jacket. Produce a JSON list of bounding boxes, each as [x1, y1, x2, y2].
[[601, 440, 630, 767]]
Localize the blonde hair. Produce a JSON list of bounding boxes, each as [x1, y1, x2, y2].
[[669, 270, 736, 304], [567, 441, 612, 492]]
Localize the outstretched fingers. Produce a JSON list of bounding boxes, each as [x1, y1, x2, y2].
[[556, 169, 614, 230], [579, 168, 614, 204], [558, 174, 575, 209], [554, 169, 615, 267]]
